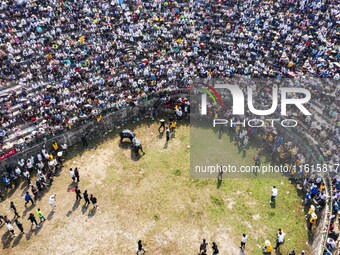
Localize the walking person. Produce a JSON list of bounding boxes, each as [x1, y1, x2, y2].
[[10, 201, 20, 218], [5, 221, 16, 237], [199, 239, 207, 254], [75, 186, 82, 201], [90, 194, 98, 209], [270, 186, 278, 204], [14, 219, 25, 234], [49, 194, 56, 212], [27, 213, 39, 228], [170, 120, 177, 134], [69, 168, 75, 183], [31, 184, 39, 201], [36, 208, 46, 224], [36, 179, 43, 192], [212, 242, 219, 254], [274, 228, 285, 251], [83, 190, 90, 206], [136, 240, 146, 255], [158, 119, 166, 132], [24, 191, 34, 206], [74, 167, 80, 183], [166, 127, 170, 142], [23, 169, 31, 186], [240, 233, 247, 251]]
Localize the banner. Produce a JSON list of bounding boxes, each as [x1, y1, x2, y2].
[[0, 148, 17, 161]]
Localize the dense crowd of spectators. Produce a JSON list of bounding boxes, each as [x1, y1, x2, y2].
[[0, 0, 338, 152]]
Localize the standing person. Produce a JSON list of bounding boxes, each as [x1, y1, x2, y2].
[[31, 184, 39, 201], [166, 127, 170, 142], [75, 186, 82, 201], [274, 229, 285, 250], [274, 228, 285, 250], [240, 233, 247, 251], [168, 116, 174, 129], [24, 191, 35, 206], [170, 120, 177, 134], [74, 167, 80, 183], [69, 168, 75, 183], [5, 221, 16, 237], [90, 194, 98, 209], [81, 134, 88, 146], [263, 240, 273, 254], [270, 186, 278, 204], [36, 208, 46, 224], [49, 194, 56, 212], [136, 240, 146, 254], [14, 219, 25, 234], [27, 213, 39, 227], [23, 169, 31, 186], [83, 190, 90, 206], [61, 143, 68, 152], [158, 119, 166, 132], [199, 239, 207, 253], [10, 201, 20, 218], [212, 242, 219, 254]]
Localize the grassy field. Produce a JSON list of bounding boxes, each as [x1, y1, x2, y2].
[[0, 118, 308, 254]]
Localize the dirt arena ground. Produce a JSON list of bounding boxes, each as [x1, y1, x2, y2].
[[0, 120, 307, 255]]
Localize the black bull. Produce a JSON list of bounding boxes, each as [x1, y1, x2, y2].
[[120, 130, 135, 142]]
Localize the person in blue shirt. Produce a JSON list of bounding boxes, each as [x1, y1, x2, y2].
[[24, 191, 34, 206]]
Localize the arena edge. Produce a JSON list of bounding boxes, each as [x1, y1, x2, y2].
[[213, 118, 298, 128]]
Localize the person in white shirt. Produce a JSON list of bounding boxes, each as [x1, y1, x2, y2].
[[15, 166, 21, 176], [37, 153, 43, 162], [274, 229, 285, 250], [271, 186, 278, 203], [240, 233, 247, 251], [49, 194, 56, 212], [18, 159, 25, 168], [6, 222, 16, 236], [69, 168, 75, 182], [61, 143, 68, 152]]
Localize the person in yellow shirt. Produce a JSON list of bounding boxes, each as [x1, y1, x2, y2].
[[36, 208, 46, 224], [171, 121, 177, 133], [308, 212, 317, 230], [263, 240, 273, 254], [52, 142, 58, 151]]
